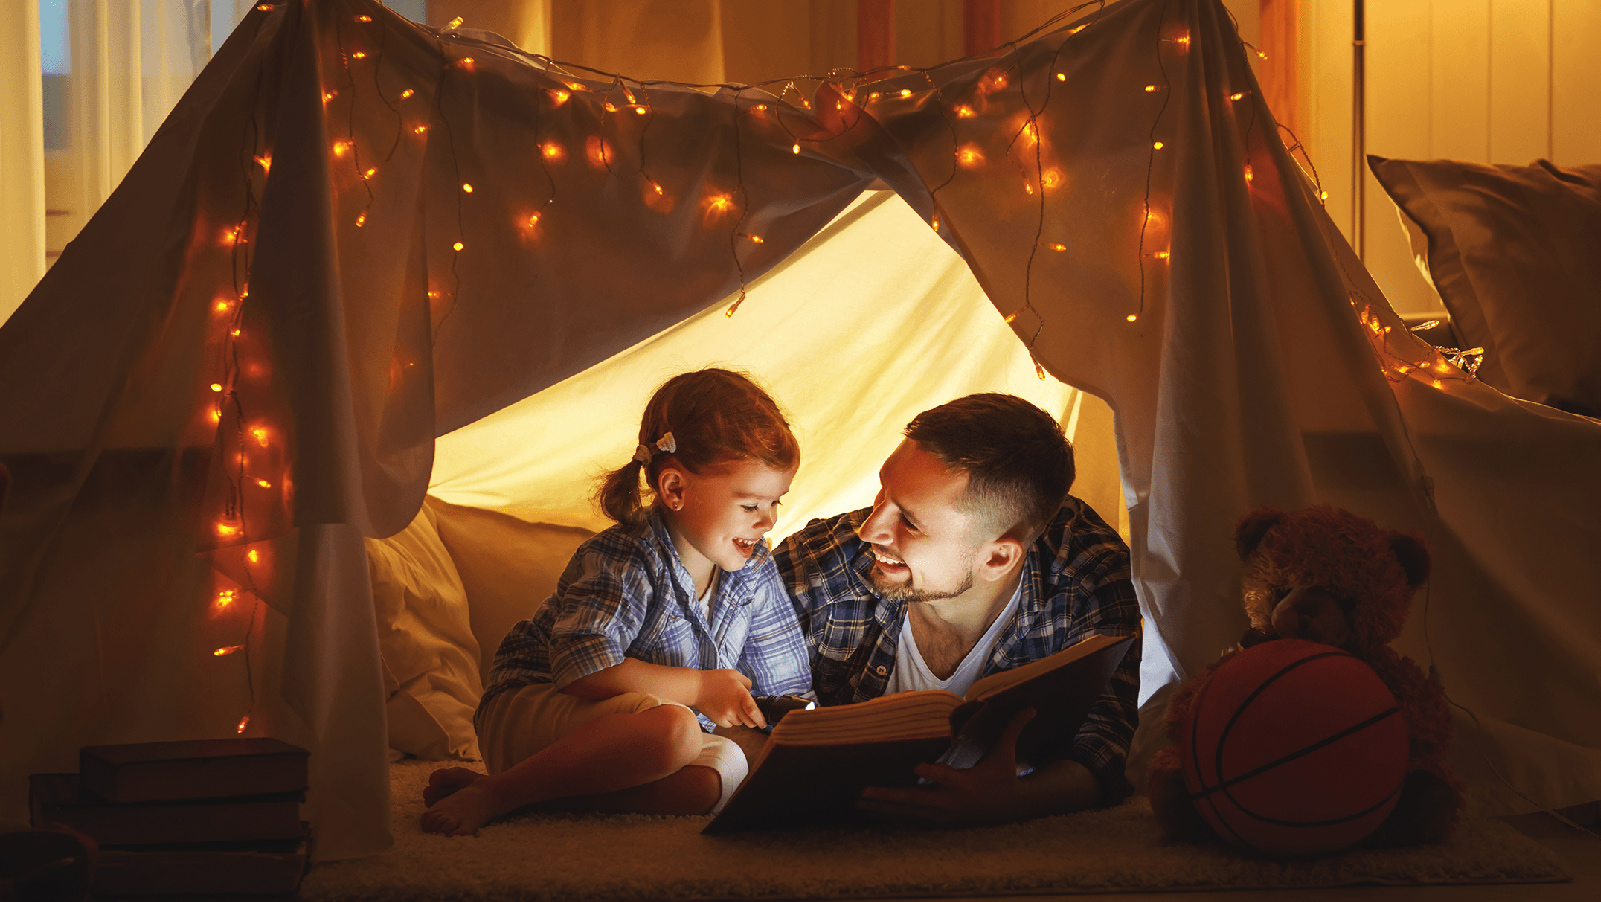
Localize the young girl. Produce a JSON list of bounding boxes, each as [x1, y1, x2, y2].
[[421, 368, 812, 835]]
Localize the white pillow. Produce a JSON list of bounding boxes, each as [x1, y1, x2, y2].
[[367, 502, 483, 760]]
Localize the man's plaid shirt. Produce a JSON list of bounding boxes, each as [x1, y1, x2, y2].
[[477, 510, 813, 734], [773, 496, 1142, 804]]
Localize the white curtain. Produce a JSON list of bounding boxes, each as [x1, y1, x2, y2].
[[0, 0, 256, 324]]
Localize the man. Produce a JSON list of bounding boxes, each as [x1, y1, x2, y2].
[[773, 393, 1141, 825]]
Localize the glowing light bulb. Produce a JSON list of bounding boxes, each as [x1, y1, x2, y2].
[[255, 155, 272, 173], [1154, 251, 1170, 260], [1035, 362, 1046, 380], [355, 212, 366, 227], [254, 480, 270, 490], [210, 408, 222, 423], [1146, 85, 1159, 92], [332, 140, 350, 157], [356, 14, 372, 22], [1047, 243, 1067, 252], [527, 212, 541, 227], [1126, 313, 1139, 322], [1176, 34, 1191, 46], [1056, 72, 1066, 81], [323, 91, 335, 103], [251, 427, 269, 446], [1004, 312, 1018, 324], [236, 715, 249, 734], [216, 521, 239, 537], [1153, 141, 1164, 150], [541, 142, 565, 162], [604, 102, 617, 112], [413, 124, 428, 135], [447, 16, 463, 29], [459, 56, 474, 68], [364, 167, 376, 179], [400, 88, 415, 99], [230, 328, 241, 337], [214, 645, 244, 656], [452, 241, 464, 251], [216, 589, 237, 609], [931, 212, 941, 232], [791, 143, 800, 154], [461, 183, 473, 193], [1243, 165, 1253, 182], [211, 383, 224, 392], [634, 105, 647, 115], [900, 89, 911, 97], [215, 299, 231, 313], [1320, 191, 1330, 200], [351, 51, 367, 60], [747, 234, 764, 244], [1230, 92, 1245, 101], [955, 104, 975, 118], [955, 144, 984, 169]]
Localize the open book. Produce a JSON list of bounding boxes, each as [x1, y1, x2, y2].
[[704, 632, 1132, 833]]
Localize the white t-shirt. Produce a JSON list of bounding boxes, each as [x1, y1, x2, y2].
[[885, 577, 1023, 698]]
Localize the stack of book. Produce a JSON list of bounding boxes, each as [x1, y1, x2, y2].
[[29, 737, 310, 898]]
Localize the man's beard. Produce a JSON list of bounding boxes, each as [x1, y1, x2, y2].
[[868, 565, 974, 604]]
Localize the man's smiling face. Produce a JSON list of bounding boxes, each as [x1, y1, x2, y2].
[[855, 440, 989, 603]]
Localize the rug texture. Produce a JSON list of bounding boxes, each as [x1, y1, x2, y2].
[[298, 762, 1570, 900]]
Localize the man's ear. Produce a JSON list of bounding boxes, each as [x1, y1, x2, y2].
[[978, 535, 1025, 582]]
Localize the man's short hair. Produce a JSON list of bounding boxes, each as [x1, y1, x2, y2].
[[904, 393, 1074, 544]]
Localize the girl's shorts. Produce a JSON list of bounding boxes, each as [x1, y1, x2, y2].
[[476, 682, 748, 812]]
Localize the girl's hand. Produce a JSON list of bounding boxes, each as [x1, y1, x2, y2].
[[694, 669, 765, 729]]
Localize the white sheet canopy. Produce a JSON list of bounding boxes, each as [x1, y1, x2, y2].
[[2, 0, 1598, 860]]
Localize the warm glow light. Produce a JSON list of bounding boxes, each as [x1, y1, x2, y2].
[[251, 426, 269, 446], [255, 155, 272, 173], [1004, 312, 1018, 324], [900, 89, 912, 97], [214, 645, 244, 656], [215, 589, 237, 609], [323, 91, 335, 103], [210, 383, 224, 392], [585, 135, 612, 168], [1230, 92, 1245, 101], [955, 104, 975, 118], [230, 328, 241, 337], [746, 234, 764, 244], [216, 522, 240, 537], [215, 299, 231, 313], [1041, 169, 1064, 190], [356, 14, 371, 22], [1176, 34, 1191, 46], [1047, 243, 1067, 252], [1320, 191, 1330, 200], [332, 140, 350, 157], [355, 212, 367, 227], [931, 212, 941, 232], [413, 125, 428, 135], [1056, 73, 1066, 81], [791, 143, 801, 154], [210, 408, 222, 423], [1035, 362, 1046, 380], [351, 51, 367, 60], [956, 144, 985, 169], [634, 105, 647, 115], [447, 16, 463, 28], [461, 183, 473, 193], [222, 226, 241, 247], [1431, 379, 1443, 388], [400, 88, 415, 99], [527, 212, 541, 227], [1243, 165, 1254, 182], [1153, 141, 1164, 150], [550, 89, 569, 105], [1126, 313, 1140, 322], [604, 102, 617, 112], [452, 241, 464, 251], [459, 56, 475, 68], [540, 142, 565, 162], [1145, 85, 1159, 92], [236, 715, 250, 734], [1155, 251, 1171, 260], [364, 167, 376, 179]]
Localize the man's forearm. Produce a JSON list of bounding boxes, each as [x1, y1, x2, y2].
[[562, 658, 700, 706], [1007, 758, 1102, 820]]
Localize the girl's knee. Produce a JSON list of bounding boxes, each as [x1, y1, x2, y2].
[[635, 704, 704, 773]]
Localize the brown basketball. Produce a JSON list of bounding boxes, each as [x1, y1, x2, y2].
[[1178, 638, 1409, 856]]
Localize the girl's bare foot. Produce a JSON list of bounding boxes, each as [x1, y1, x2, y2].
[[423, 766, 483, 806], [420, 779, 506, 836]]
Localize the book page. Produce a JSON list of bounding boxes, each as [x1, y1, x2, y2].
[[769, 690, 961, 746]]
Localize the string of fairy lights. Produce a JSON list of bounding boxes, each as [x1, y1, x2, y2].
[[198, 0, 1484, 737]]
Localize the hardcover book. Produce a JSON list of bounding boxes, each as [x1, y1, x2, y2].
[[705, 632, 1133, 833], [29, 773, 304, 847], [78, 737, 308, 803]]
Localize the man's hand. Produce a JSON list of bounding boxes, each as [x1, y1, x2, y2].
[[694, 669, 765, 729], [857, 709, 1036, 827]]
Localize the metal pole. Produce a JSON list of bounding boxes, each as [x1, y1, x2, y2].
[[1353, 0, 1366, 260]]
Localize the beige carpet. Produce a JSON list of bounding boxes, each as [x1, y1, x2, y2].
[[299, 761, 1570, 901]]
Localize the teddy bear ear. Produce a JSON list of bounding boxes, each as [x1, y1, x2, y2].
[[1390, 533, 1431, 588], [1234, 508, 1284, 559]]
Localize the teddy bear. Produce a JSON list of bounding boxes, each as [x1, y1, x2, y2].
[[1147, 505, 1463, 849]]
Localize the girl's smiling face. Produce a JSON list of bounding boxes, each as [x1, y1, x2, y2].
[[658, 456, 796, 589]]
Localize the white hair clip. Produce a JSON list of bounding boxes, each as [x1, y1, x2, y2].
[[632, 431, 676, 464]]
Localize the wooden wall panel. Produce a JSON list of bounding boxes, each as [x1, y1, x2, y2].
[[1487, 0, 1551, 164], [1552, 1, 1601, 164], [1431, 0, 1491, 161]]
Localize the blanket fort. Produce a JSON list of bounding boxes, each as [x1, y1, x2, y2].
[[2, 0, 1598, 861]]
